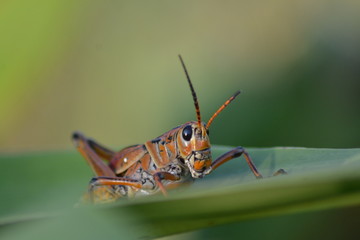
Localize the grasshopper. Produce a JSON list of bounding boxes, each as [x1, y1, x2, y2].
[[73, 55, 285, 203]]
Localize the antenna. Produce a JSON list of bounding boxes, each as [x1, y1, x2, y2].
[[206, 91, 241, 129], [178, 55, 202, 126]]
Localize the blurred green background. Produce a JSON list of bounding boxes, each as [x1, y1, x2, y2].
[[1, 0, 359, 152]]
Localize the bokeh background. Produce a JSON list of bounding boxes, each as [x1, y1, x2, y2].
[[1, 0, 360, 152]]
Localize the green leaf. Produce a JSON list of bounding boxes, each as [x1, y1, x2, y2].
[[0, 147, 360, 239]]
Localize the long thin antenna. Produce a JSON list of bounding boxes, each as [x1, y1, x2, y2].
[[178, 55, 202, 126], [206, 91, 241, 129]]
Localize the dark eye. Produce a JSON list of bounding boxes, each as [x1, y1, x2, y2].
[[206, 129, 210, 135], [182, 125, 193, 141]]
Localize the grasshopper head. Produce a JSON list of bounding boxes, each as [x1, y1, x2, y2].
[[177, 121, 212, 178]]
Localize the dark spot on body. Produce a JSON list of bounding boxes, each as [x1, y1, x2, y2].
[[151, 138, 161, 144]]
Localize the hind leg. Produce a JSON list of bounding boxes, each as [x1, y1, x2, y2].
[[72, 132, 116, 177], [72, 132, 122, 203]]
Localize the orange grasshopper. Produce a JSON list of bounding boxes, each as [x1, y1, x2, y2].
[[73, 55, 285, 203]]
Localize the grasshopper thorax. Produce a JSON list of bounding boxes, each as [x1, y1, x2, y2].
[[177, 121, 212, 178]]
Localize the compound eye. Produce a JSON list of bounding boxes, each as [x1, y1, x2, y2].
[[182, 125, 193, 141]]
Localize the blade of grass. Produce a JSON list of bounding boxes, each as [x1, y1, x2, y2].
[[0, 147, 359, 239]]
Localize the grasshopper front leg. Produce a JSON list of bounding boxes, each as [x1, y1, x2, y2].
[[210, 146, 286, 178], [153, 172, 181, 196]]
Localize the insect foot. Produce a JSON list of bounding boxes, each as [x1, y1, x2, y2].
[[273, 168, 287, 176]]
